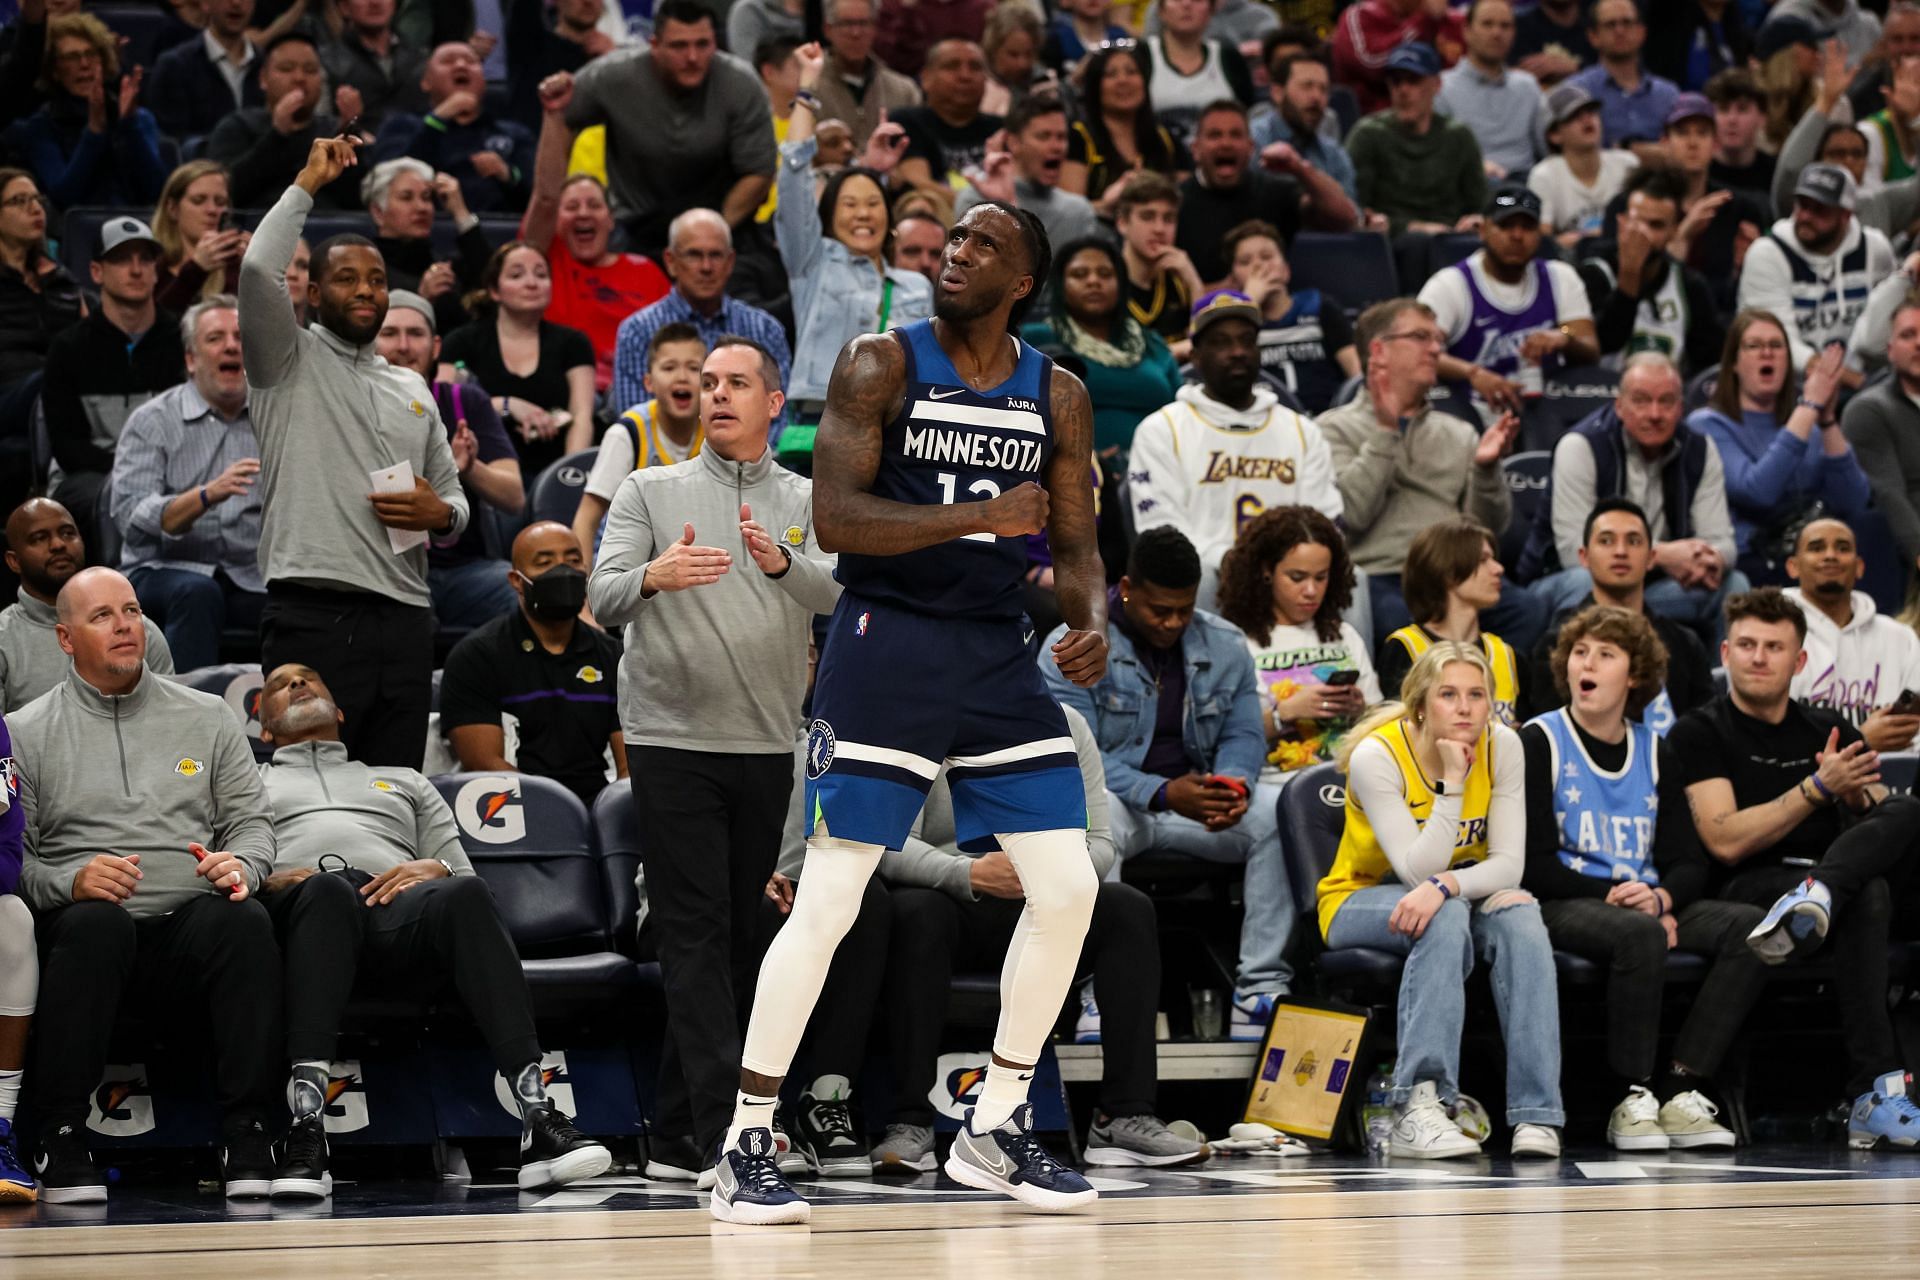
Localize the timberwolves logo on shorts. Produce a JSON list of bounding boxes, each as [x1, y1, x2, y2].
[[806, 720, 836, 779]]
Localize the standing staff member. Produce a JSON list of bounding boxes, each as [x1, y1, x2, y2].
[[239, 134, 469, 769], [587, 335, 840, 1180]]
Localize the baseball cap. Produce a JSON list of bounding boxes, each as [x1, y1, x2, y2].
[[386, 289, 437, 333], [1795, 162, 1858, 211], [1755, 14, 1828, 62], [1546, 83, 1598, 127], [96, 216, 161, 260], [1664, 92, 1714, 129], [1383, 42, 1441, 79], [1486, 185, 1543, 224], [1189, 289, 1260, 336]]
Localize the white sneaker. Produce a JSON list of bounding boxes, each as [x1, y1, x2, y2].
[[1659, 1090, 1736, 1149], [1389, 1082, 1483, 1159], [1510, 1124, 1560, 1159], [1607, 1085, 1669, 1152]]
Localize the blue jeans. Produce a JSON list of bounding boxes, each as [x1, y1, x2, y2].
[[429, 557, 518, 629], [127, 565, 267, 672], [1528, 567, 1748, 646], [1107, 780, 1292, 997], [1367, 572, 1551, 657], [1325, 884, 1564, 1126]]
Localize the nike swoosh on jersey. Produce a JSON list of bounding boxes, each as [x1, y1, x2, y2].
[[926, 387, 968, 400]]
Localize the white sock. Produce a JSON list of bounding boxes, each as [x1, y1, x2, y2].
[[971, 1061, 1035, 1132], [725, 1091, 779, 1153], [0, 1068, 20, 1121]]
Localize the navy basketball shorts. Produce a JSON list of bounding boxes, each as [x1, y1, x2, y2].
[[805, 592, 1089, 851]]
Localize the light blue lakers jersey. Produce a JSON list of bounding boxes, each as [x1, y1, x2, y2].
[[1531, 707, 1661, 884]]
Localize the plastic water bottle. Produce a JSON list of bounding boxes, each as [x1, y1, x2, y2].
[[1360, 1062, 1395, 1156]]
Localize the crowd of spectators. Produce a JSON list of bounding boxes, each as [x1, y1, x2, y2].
[[7, 0, 1920, 1210]]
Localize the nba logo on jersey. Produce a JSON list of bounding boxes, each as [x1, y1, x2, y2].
[[856, 611, 869, 637]]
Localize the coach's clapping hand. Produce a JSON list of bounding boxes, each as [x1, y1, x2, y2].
[[739, 503, 790, 576], [641, 523, 731, 596], [361, 858, 450, 906], [73, 853, 142, 903], [1051, 627, 1107, 687], [369, 476, 455, 532]]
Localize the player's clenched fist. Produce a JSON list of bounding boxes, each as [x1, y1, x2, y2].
[[1052, 628, 1108, 687], [982, 481, 1049, 537]]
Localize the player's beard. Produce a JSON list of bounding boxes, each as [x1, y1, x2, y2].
[[934, 288, 1001, 325]]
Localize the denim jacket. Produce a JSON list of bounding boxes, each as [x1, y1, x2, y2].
[[1041, 610, 1267, 813], [777, 136, 933, 402]]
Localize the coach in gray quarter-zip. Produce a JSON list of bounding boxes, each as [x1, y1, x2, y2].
[[239, 133, 469, 772], [589, 335, 840, 1164], [9, 567, 281, 1205]]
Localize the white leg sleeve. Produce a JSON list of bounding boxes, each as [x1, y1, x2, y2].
[[738, 835, 885, 1078], [990, 828, 1098, 1065], [0, 896, 37, 1017]]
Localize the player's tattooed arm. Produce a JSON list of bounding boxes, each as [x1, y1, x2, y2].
[[1045, 364, 1109, 687], [814, 334, 1052, 556]]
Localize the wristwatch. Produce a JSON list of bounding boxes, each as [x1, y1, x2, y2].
[[435, 859, 457, 878]]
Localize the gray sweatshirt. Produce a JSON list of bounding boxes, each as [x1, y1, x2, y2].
[[589, 445, 841, 753], [773, 706, 1112, 891], [261, 739, 473, 875], [238, 186, 469, 607], [0, 587, 173, 714], [12, 666, 276, 916]]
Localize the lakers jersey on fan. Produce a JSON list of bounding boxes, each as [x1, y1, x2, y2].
[[835, 320, 1056, 619]]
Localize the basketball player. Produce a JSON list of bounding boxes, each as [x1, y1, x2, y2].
[[710, 204, 1110, 1225]]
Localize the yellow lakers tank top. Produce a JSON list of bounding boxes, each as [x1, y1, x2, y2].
[[1385, 626, 1520, 727]]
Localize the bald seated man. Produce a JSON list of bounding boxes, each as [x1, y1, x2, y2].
[[11, 567, 279, 1204], [437, 521, 627, 806], [0, 499, 173, 713], [255, 662, 611, 1198]]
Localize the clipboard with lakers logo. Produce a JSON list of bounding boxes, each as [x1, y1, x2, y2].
[[1241, 998, 1375, 1147]]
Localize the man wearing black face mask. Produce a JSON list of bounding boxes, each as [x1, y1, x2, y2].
[[439, 521, 627, 805]]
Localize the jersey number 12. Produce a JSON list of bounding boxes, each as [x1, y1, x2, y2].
[[936, 471, 1001, 543]]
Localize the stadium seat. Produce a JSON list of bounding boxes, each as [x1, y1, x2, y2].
[[591, 784, 646, 959], [1685, 362, 1719, 411], [174, 662, 270, 760], [1520, 364, 1618, 452], [1328, 85, 1360, 140], [93, 3, 193, 74], [429, 772, 639, 998], [1498, 451, 1552, 573], [529, 448, 599, 527], [1276, 764, 1406, 990], [1287, 232, 1398, 316]]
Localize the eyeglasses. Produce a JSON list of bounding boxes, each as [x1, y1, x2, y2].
[[0, 192, 47, 211], [54, 47, 101, 66], [1381, 328, 1444, 346], [1739, 339, 1789, 354]]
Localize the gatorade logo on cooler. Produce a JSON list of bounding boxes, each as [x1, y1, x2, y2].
[[324, 1060, 371, 1134], [87, 1065, 156, 1137], [455, 775, 525, 844], [492, 1051, 575, 1119]]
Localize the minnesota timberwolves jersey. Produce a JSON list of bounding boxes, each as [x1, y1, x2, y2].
[[836, 319, 1056, 619], [1531, 708, 1661, 884]]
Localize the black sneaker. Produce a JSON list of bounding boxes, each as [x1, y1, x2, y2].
[[32, 1123, 105, 1204], [795, 1088, 870, 1177], [222, 1116, 275, 1198], [645, 1132, 712, 1186], [271, 1113, 332, 1198], [519, 1103, 613, 1190]]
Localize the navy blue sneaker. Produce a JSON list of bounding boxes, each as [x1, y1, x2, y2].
[[709, 1126, 810, 1225], [944, 1104, 1097, 1211], [0, 1117, 34, 1203], [1747, 877, 1830, 964]]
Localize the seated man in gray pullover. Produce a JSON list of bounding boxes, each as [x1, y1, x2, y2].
[[0, 498, 172, 714], [239, 134, 469, 771], [11, 568, 280, 1205], [873, 705, 1207, 1172], [253, 663, 612, 1199]]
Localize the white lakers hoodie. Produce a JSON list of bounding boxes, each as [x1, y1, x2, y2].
[[1785, 586, 1920, 724], [1127, 383, 1342, 571]]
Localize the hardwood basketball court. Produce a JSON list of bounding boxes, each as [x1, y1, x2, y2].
[[4, 1145, 1917, 1278]]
